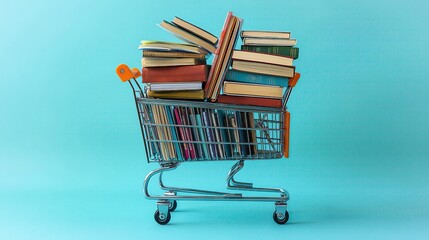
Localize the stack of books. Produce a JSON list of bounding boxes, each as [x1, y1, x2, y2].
[[139, 16, 219, 100], [217, 30, 299, 108]]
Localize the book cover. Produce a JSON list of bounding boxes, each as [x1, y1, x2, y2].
[[225, 69, 289, 87], [147, 90, 204, 100], [217, 95, 283, 108], [223, 81, 283, 99], [142, 65, 208, 83], [202, 110, 217, 159], [159, 20, 216, 53], [241, 45, 299, 59], [172, 16, 218, 45]]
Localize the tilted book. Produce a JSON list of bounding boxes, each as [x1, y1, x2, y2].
[[204, 12, 242, 102], [160, 20, 216, 53]]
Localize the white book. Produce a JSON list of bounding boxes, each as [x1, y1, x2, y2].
[[149, 82, 203, 91], [243, 38, 297, 46]]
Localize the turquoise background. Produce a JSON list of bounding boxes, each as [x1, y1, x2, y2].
[[1, 0, 428, 239]]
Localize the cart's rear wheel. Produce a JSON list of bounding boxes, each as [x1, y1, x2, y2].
[[273, 210, 289, 224], [168, 200, 177, 212], [154, 210, 171, 225]]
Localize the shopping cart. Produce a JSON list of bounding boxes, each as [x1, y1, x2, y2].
[[116, 64, 300, 225]]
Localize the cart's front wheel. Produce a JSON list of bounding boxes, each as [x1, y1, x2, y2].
[[273, 210, 289, 224], [168, 200, 177, 212], [154, 210, 171, 225]]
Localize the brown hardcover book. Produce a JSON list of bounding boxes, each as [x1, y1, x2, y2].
[[204, 12, 242, 102], [142, 65, 208, 83], [217, 95, 282, 108]]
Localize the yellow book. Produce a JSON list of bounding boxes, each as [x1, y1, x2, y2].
[[223, 81, 283, 99], [147, 90, 204, 100]]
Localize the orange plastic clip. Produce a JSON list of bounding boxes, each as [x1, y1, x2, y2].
[[284, 111, 290, 158], [288, 72, 300, 87], [116, 64, 141, 82]]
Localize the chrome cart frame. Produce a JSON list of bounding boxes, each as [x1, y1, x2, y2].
[[116, 64, 300, 224]]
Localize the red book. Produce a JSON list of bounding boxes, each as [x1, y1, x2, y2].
[[217, 95, 282, 108], [142, 65, 208, 83]]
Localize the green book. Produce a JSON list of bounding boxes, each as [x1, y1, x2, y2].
[[241, 45, 299, 59]]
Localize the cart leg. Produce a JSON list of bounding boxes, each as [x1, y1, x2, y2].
[[164, 191, 177, 212], [273, 202, 289, 224], [226, 160, 290, 201]]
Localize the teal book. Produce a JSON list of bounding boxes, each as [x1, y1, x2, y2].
[[195, 114, 210, 159], [225, 69, 289, 87], [165, 106, 183, 160], [241, 45, 299, 59]]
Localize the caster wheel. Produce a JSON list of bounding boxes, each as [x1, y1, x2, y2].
[[154, 210, 171, 225], [168, 200, 177, 212], [273, 210, 289, 224]]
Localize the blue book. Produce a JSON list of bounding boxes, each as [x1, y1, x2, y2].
[[195, 114, 210, 159], [225, 69, 289, 87]]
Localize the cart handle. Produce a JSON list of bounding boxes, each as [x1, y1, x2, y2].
[[282, 73, 301, 109], [116, 64, 141, 82], [116, 64, 145, 97]]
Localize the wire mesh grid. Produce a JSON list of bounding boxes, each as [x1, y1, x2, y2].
[[135, 98, 285, 163]]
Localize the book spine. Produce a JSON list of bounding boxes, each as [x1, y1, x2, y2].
[[195, 114, 210, 159], [225, 70, 289, 87], [241, 45, 299, 59], [202, 110, 217, 158], [234, 111, 248, 156], [142, 51, 206, 59], [173, 108, 190, 160], [189, 114, 203, 159], [211, 111, 224, 159], [165, 106, 183, 160], [180, 108, 196, 159]]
